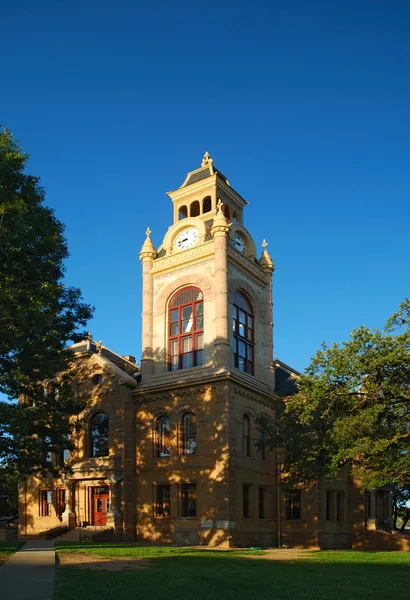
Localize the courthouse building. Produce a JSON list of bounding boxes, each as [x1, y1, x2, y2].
[[18, 153, 392, 548]]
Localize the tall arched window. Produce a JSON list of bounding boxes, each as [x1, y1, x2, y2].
[[89, 412, 109, 458], [181, 412, 196, 455], [179, 205, 188, 220], [233, 291, 254, 374], [190, 200, 200, 217], [169, 287, 204, 370], [243, 414, 251, 457], [155, 415, 171, 457], [203, 196, 212, 214]]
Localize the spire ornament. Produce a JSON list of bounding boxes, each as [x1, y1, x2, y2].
[[139, 226, 157, 261], [201, 151, 213, 167], [259, 239, 275, 272]]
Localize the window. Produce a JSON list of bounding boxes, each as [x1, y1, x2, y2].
[[179, 205, 187, 220], [233, 292, 254, 375], [190, 200, 200, 217], [92, 374, 103, 386], [259, 487, 265, 519], [224, 205, 230, 220], [243, 414, 251, 457], [154, 484, 171, 517], [89, 412, 109, 457], [203, 196, 211, 213], [337, 492, 344, 521], [182, 412, 196, 455], [180, 483, 196, 517], [169, 287, 204, 371], [243, 485, 250, 518], [56, 489, 66, 518], [286, 489, 301, 520], [326, 491, 334, 521], [40, 490, 52, 517], [155, 415, 171, 457]]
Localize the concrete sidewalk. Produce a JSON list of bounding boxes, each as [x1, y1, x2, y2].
[[0, 541, 55, 600]]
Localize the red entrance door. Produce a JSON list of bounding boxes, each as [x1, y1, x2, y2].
[[93, 489, 109, 525]]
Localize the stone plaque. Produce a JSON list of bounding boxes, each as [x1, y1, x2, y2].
[[216, 520, 236, 529], [201, 520, 213, 528]]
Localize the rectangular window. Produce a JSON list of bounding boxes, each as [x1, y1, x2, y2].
[[243, 484, 250, 518], [286, 489, 301, 520], [326, 491, 334, 521], [336, 492, 344, 521], [258, 487, 265, 519], [181, 336, 193, 368], [180, 483, 196, 517], [40, 489, 52, 517], [154, 484, 171, 517], [56, 488, 66, 518]]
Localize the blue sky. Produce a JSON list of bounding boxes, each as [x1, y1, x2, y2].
[[1, 0, 409, 372]]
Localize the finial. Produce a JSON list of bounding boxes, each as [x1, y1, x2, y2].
[[201, 151, 213, 167], [262, 239, 268, 249], [145, 227, 151, 238], [216, 198, 224, 213], [85, 331, 92, 341]]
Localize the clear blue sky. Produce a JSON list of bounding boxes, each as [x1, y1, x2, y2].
[[2, 0, 409, 372]]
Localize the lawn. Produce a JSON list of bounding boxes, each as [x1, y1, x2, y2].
[[0, 541, 24, 565], [54, 544, 410, 600]]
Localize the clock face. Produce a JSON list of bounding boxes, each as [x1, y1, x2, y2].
[[175, 228, 199, 251], [233, 232, 246, 254]]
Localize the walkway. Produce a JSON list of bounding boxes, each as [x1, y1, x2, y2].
[[0, 541, 55, 600]]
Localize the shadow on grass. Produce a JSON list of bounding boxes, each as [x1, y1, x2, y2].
[[54, 549, 410, 600]]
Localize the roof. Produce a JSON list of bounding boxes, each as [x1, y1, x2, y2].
[[71, 339, 138, 375], [273, 360, 301, 396], [182, 163, 230, 188]]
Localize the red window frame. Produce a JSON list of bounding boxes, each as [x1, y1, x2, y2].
[[168, 287, 204, 371]]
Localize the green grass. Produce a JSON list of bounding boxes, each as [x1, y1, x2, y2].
[[0, 541, 24, 563], [54, 544, 410, 600]]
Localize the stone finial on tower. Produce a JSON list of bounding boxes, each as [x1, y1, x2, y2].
[[139, 227, 157, 261], [201, 151, 213, 167], [259, 239, 275, 272], [211, 198, 229, 237]]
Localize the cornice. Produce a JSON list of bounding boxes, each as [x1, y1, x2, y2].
[[152, 241, 215, 277], [228, 246, 267, 286], [133, 366, 277, 405]]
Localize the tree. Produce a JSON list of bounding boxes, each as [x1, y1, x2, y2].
[[0, 127, 93, 474], [257, 299, 410, 491], [392, 482, 410, 531]]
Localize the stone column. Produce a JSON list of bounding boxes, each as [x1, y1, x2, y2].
[[211, 201, 230, 368], [62, 479, 76, 528], [367, 491, 377, 530], [258, 241, 275, 388], [107, 476, 122, 531], [139, 228, 157, 380]]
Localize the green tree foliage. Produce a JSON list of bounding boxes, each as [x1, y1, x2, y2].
[[257, 300, 410, 491], [392, 483, 410, 531], [0, 463, 19, 519], [0, 127, 93, 474]]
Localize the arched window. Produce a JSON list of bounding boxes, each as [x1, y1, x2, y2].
[[243, 414, 251, 457], [233, 291, 254, 374], [181, 412, 196, 455], [202, 196, 212, 214], [190, 201, 200, 217], [89, 412, 109, 458], [179, 205, 188, 220], [232, 212, 238, 223], [92, 374, 103, 386], [155, 415, 171, 457], [169, 287, 204, 370]]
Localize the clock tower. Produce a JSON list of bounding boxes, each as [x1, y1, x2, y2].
[[135, 153, 278, 547]]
